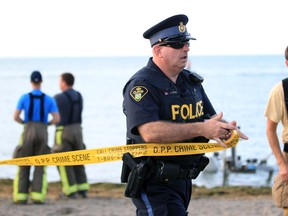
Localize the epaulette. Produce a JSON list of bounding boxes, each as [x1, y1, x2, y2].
[[183, 69, 204, 84]]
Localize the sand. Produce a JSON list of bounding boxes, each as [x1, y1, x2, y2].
[[0, 196, 283, 216], [0, 180, 283, 216]]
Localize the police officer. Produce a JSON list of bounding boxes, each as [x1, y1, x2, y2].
[[53, 72, 89, 198], [121, 14, 248, 215], [13, 71, 60, 204]]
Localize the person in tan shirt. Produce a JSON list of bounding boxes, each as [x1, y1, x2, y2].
[[265, 46, 288, 215]]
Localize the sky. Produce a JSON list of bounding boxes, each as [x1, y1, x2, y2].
[[0, 0, 287, 57]]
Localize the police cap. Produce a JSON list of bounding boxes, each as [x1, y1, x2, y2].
[[143, 14, 196, 47]]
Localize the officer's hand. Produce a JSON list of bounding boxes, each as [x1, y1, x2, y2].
[[203, 112, 248, 147], [202, 113, 233, 147], [228, 120, 249, 141]]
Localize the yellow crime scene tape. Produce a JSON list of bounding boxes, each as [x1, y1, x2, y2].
[[0, 130, 240, 166]]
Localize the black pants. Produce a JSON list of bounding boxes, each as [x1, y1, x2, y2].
[[132, 178, 192, 216]]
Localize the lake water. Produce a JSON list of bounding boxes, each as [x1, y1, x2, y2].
[[0, 55, 285, 187]]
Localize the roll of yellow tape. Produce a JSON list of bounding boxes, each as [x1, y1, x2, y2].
[[224, 130, 240, 147]]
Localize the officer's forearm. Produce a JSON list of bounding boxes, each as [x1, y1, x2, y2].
[[138, 121, 205, 143]]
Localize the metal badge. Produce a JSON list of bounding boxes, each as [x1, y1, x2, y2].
[[178, 22, 186, 33]]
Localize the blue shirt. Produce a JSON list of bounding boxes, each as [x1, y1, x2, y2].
[[16, 89, 59, 124]]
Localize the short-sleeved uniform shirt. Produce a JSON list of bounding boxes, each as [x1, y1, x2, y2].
[[54, 88, 83, 126], [123, 58, 216, 163], [265, 82, 288, 143], [16, 89, 58, 124]]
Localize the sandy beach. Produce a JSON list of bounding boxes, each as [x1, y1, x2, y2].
[[0, 196, 283, 216], [0, 179, 283, 216]]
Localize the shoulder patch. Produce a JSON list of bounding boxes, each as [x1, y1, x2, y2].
[[130, 86, 148, 102]]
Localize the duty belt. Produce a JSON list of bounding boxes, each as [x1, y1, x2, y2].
[[178, 156, 209, 179], [155, 155, 210, 182]]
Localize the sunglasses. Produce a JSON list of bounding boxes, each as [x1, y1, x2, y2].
[[159, 41, 190, 49]]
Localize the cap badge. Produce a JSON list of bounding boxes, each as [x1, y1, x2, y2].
[[178, 22, 186, 33], [130, 86, 148, 102]]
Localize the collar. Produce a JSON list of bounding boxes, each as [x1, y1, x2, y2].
[[146, 58, 185, 90]]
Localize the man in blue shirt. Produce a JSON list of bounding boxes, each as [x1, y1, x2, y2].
[[13, 71, 59, 204]]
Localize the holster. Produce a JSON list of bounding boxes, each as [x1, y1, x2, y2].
[[122, 152, 152, 198], [121, 138, 134, 183]]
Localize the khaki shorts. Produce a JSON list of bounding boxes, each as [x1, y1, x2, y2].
[[272, 174, 288, 208]]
